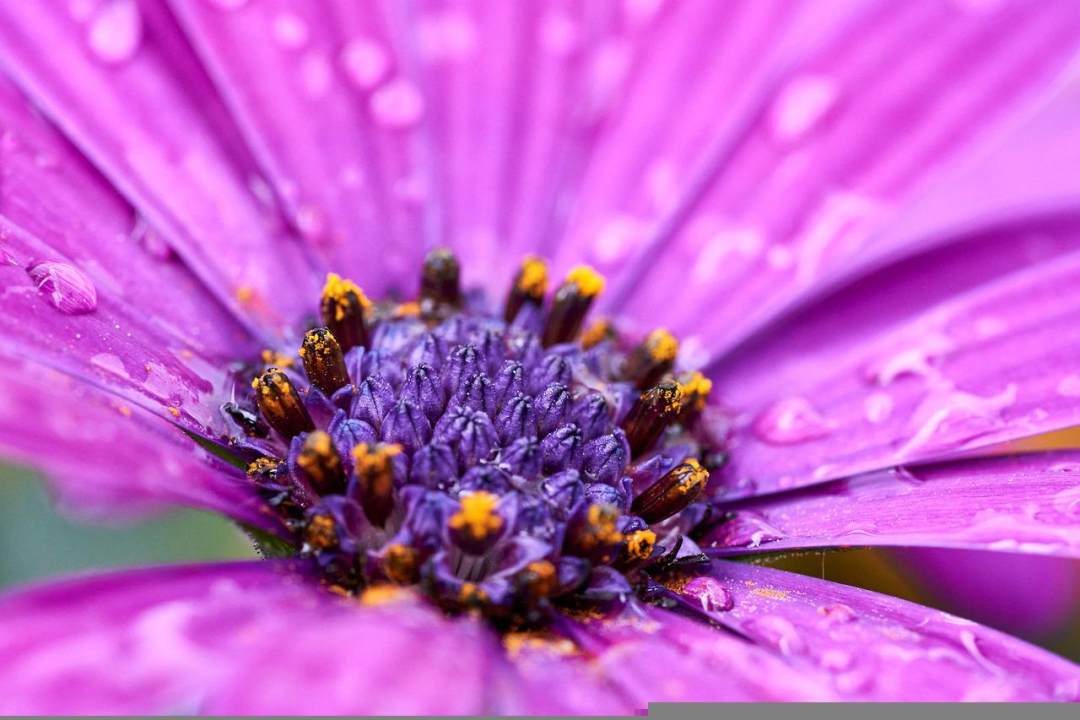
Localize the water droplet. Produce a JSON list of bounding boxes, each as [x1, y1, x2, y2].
[[340, 38, 388, 90], [272, 12, 309, 49], [897, 383, 1018, 459], [864, 391, 893, 424], [864, 333, 953, 386], [26, 261, 98, 315], [1051, 486, 1080, 519], [818, 603, 857, 625], [680, 576, 734, 613], [818, 648, 853, 671], [370, 79, 425, 128], [710, 511, 786, 549], [745, 615, 806, 656], [1056, 374, 1080, 397], [770, 74, 838, 142], [86, 0, 142, 64], [752, 396, 836, 445]]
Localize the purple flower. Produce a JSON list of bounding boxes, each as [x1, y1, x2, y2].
[[0, 0, 1079, 712]]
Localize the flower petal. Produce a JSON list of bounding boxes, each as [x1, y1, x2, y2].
[[711, 230, 1080, 499], [0, 356, 272, 528], [703, 452, 1080, 558], [167, 0, 422, 293], [0, 562, 494, 714], [0, 1, 319, 335], [598, 0, 1080, 358], [672, 560, 1080, 701]]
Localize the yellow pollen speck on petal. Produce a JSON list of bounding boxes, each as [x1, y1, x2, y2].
[[449, 491, 503, 540], [751, 587, 790, 601], [167, 407, 180, 418], [625, 529, 656, 561], [516, 256, 549, 298], [235, 286, 254, 304], [566, 265, 605, 297], [645, 329, 679, 362], [115, 404, 132, 417], [503, 631, 579, 658]]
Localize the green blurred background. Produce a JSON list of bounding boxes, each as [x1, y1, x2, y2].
[[1, 462, 1077, 661]]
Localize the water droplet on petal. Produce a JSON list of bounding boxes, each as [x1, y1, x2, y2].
[[27, 261, 98, 315], [897, 384, 1018, 458], [745, 614, 806, 656], [340, 38, 388, 90], [818, 603, 857, 625], [272, 12, 309, 49], [864, 391, 893, 424], [680, 576, 734, 613], [770, 74, 838, 142], [1056, 374, 1080, 397], [87, 0, 142, 64], [1051, 486, 1080, 519], [370, 79, 424, 128], [752, 396, 836, 445]]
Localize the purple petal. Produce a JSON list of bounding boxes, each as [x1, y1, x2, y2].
[[676, 560, 1080, 700], [0, 561, 497, 715], [167, 0, 422, 293], [891, 547, 1080, 639], [704, 452, 1080, 558], [0, 357, 272, 528], [597, 1, 1080, 359], [712, 236, 1080, 499], [0, 1, 318, 335]]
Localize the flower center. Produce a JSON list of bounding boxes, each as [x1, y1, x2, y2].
[[225, 249, 725, 626]]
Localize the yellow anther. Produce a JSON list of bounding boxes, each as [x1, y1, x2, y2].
[[458, 582, 488, 604], [625, 529, 657, 561], [678, 371, 713, 412], [645, 329, 679, 362], [305, 514, 337, 551], [260, 349, 295, 368], [566, 265, 605, 297], [321, 272, 371, 321], [585, 503, 624, 547], [580, 319, 614, 349], [383, 543, 419, 585], [360, 584, 410, 606], [516, 256, 549, 298], [449, 491, 503, 540]]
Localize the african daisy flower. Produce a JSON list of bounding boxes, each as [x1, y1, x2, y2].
[[1, 0, 1079, 712]]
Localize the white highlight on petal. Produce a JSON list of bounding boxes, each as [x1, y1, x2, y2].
[[770, 74, 838, 142], [369, 78, 425, 128], [272, 12, 309, 49], [86, 0, 142, 64], [340, 38, 389, 90]]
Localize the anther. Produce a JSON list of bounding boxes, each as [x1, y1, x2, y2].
[[299, 327, 350, 396], [420, 247, 461, 309], [565, 502, 624, 560], [448, 491, 504, 554], [622, 529, 657, 563], [252, 368, 315, 439], [352, 443, 403, 527], [383, 543, 420, 585], [623, 329, 679, 389], [222, 401, 269, 438], [296, 430, 347, 495], [304, 513, 338, 551], [504, 255, 549, 323], [580, 318, 615, 350], [677, 370, 713, 422], [542, 265, 605, 347], [631, 459, 710, 524], [518, 559, 557, 600], [320, 273, 371, 354], [621, 381, 683, 457]]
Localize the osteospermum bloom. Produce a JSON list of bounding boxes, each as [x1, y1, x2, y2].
[[1, 0, 1080, 712]]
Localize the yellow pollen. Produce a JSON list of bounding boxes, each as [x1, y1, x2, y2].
[[645, 329, 679, 362], [261, 349, 294, 368], [167, 406, 180, 418], [566, 265, 605, 297], [449, 491, 503, 540], [383, 543, 419, 585], [678, 371, 713, 411], [625, 529, 657, 561], [360, 584, 410, 606], [394, 301, 421, 317], [516, 256, 549, 298], [458, 582, 488, 604], [247, 457, 281, 476], [585, 503, 624, 546], [678, 459, 709, 494], [580, 319, 613, 349], [305, 514, 337, 550], [522, 560, 557, 597], [235, 286, 254, 304], [321, 272, 371, 321], [503, 631, 579, 657]]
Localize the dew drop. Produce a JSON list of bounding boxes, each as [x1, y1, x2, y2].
[[370, 79, 425, 128], [864, 333, 953, 386], [86, 0, 142, 64], [27, 261, 98, 315], [752, 396, 835, 445], [272, 12, 309, 49], [1051, 486, 1080, 519], [340, 38, 388, 90], [1056, 374, 1080, 398], [770, 74, 838, 142], [680, 576, 734, 613], [818, 603, 857, 625], [745, 615, 806, 656], [864, 391, 893, 424]]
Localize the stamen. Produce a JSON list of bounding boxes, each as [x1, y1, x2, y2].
[[623, 329, 679, 389], [304, 513, 338, 551], [518, 559, 557, 600], [420, 248, 462, 310], [299, 328, 350, 396], [623, 529, 657, 562], [296, 430, 346, 495], [565, 502, 624, 561], [504, 255, 549, 323], [383, 543, 420, 585], [620, 381, 683, 457], [351, 442, 402, 527], [320, 273, 371, 353], [448, 491, 504, 554], [542, 265, 605, 347], [631, 459, 709, 523], [677, 370, 713, 422], [580, 318, 615, 350], [252, 368, 315, 439], [222, 401, 270, 437]]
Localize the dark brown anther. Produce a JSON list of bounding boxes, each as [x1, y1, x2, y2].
[[564, 503, 624, 561], [518, 559, 557, 600], [580, 318, 616, 350], [542, 265, 605, 347], [383, 543, 420, 585], [222, 401, 270, 438], [503, 255, 549, 323], [623, 329, 679, 389], [320, 273, 371, 354], [296, 430, 347, 495], [621, 381, 683, 457], [352, 443, 402, 527], [252, 368, 315, 439], [631, 459, 709, 524], [304, 513, 339, 551], [676, 370, 713, 424], [420, 248, 461, 307], [300, 327, 350, 396]]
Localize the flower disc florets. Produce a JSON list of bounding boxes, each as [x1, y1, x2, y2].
[[223, 250, 724, 626]]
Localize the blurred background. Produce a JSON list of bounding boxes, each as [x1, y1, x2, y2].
[[1, 461, 1078, 661]]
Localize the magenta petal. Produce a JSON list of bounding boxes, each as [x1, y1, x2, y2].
[[168, 0, 421, 293], [0, 357, 271, 527], [0, 1, 318, 336], [601, 1, 1080, 358], [0, 562, 497, 715], [680, 561, 1080, 701], [493, 639, 633, 715], [704, 452, 1080, 558], [712, 236, 1080, 499]]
